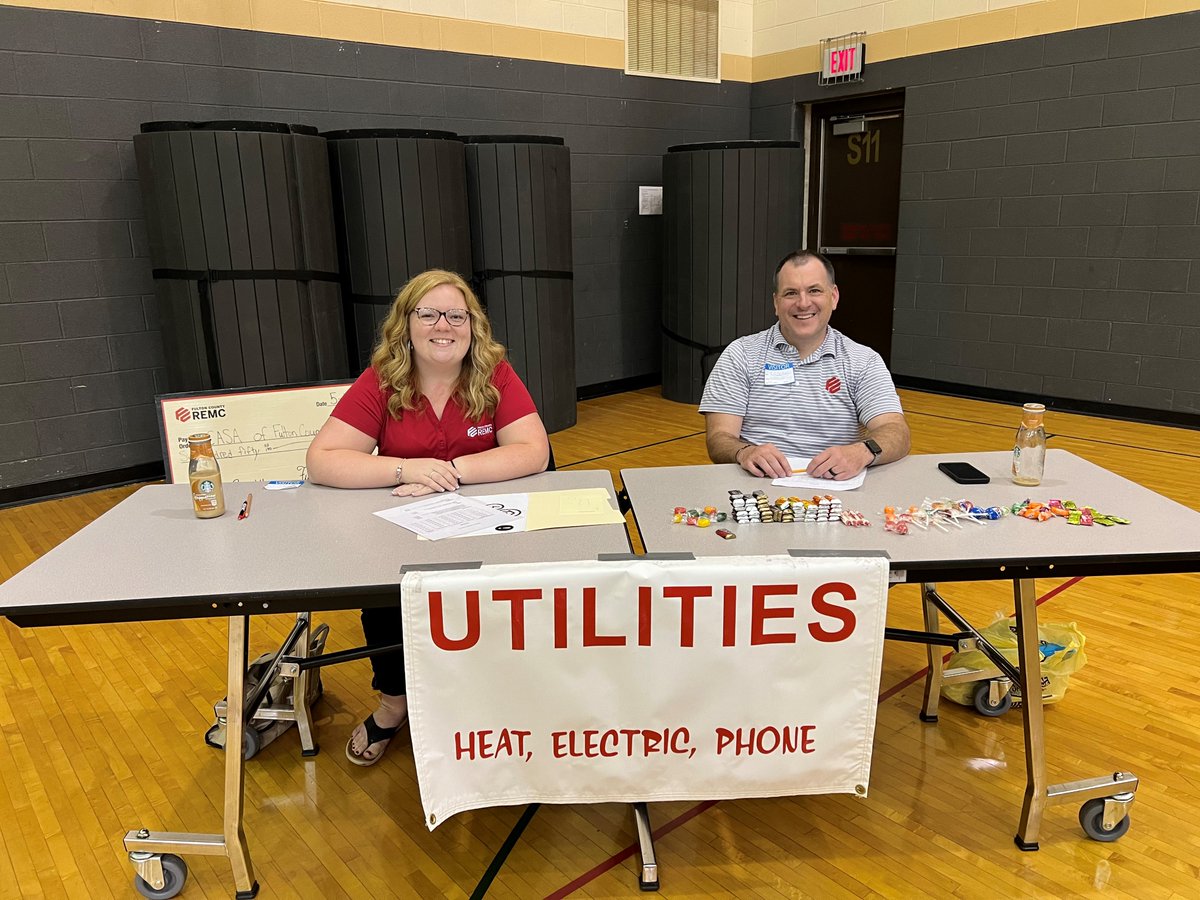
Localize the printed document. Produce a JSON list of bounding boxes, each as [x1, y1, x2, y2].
[[440, 492, 530, 538], [374, 494, 516, 541], [423, 488, 625, 539]]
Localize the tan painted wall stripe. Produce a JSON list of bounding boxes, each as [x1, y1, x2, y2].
[[0, 0, 1193, 83]]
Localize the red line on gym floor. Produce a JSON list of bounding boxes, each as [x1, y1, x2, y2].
[[543, 801, 718, 900], [543, 575, 1086, 898]]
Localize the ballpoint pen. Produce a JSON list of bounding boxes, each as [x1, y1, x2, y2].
[[238, 492, 253, 520]]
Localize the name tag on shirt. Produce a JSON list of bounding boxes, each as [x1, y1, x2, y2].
[[763, 362, 795, 385]]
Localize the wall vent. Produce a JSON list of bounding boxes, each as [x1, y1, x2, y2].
[[627, 0, 720, 82]]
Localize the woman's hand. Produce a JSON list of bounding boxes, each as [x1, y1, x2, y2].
[[391, 483, 439, 497], [400, 457, 461, 492]]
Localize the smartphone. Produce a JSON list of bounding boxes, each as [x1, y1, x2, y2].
[[938, 461, 990, 485]]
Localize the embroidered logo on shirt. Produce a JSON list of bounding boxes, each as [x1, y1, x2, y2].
[[467, 424, 494, 438], [826, 376, 843, 395]]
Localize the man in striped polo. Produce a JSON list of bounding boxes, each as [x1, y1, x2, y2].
[[700, 250, 910, 482]]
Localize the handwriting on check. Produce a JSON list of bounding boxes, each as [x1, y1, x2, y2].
[[176, 423, 321, 461]]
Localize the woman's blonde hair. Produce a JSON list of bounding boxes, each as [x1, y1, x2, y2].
[[369, 269, 505, 421]]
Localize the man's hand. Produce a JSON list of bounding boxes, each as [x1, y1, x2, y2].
[[738, 442, 792, 478], [807, 442, 874, 481]]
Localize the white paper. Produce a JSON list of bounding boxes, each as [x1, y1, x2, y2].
[[771, 456, 866, 491], [638, 185, 662, 215], [443, 492, 529, 538], [374, 493, 517, 541]]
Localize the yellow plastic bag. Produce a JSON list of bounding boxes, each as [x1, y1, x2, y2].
[[941, 615, 1087, 706]]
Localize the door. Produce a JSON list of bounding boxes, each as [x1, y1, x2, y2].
[[807, 93, 904, 364]]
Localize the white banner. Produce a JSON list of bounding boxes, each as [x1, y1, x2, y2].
[[401, 554, 890, 829]]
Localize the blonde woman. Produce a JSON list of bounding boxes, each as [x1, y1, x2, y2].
[[307, 269, 550, 765]]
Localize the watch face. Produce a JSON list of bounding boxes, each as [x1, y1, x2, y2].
[[865, 439, 882, 456]]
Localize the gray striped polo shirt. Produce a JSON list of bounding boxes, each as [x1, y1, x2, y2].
[[699, 324, 903, 457]]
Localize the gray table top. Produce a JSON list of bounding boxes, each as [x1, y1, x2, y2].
[[0, 471, 630, 624], [621, 450, 1200, 582]]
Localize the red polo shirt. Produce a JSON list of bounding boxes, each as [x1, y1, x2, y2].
[[330, 361, 538, 461]]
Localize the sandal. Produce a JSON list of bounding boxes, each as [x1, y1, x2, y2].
[[345, 713, 406, 767]]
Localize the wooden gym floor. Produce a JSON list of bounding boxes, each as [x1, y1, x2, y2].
[[2, 387, 1199, 899]]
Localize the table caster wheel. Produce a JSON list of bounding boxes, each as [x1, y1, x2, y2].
[[1079, 798, 1130, 842], [242, 727, 261, 760], [133, 854, 188, 899], [973, 680, 1012, 717]]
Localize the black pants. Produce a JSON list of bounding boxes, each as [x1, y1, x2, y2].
[[361, 606, 405, 695]]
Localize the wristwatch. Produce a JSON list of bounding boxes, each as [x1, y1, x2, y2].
[[863, 439, 882, 466]]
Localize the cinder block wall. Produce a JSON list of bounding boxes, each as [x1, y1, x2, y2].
[[752, 12, 1200, 416], [5, 5, 1198, 497], [0, 5, 749, 493]]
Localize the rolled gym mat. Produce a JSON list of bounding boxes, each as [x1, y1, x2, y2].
[[465, 135, 576, 433], [661, 140, 804, 404], [134, 121, 347, 390], [324, 129, 473, 370]]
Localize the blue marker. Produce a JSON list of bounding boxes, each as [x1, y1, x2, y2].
[[264, 480, 304, 490]]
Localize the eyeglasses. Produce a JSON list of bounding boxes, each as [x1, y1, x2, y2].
[[413, 307, 470, 327]]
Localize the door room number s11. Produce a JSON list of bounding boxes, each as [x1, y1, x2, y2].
[[847, 130, 881, 165]]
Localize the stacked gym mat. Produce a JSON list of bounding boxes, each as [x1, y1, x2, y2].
[[136, 122, 579, 433], [661, 140, 804, 404], [134, 121, 348, 390], [324, 129, 473, 371], [465, 136, 576, 433]]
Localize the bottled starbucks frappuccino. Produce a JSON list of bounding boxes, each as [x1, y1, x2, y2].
[[188, 433, 226, 518], [1012, 403, 1047, 486]]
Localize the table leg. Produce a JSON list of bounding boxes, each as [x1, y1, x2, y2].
[[919, 583, 943, 722], [292, 612, 319, 756], [224, 615, 259, 895], [1012, 578, 1047, 850], [1011, 578, 1140, 849], [125, 615, 259, 898], [633, 802, 659, 891]]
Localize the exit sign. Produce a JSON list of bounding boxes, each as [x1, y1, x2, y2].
[[822, 41, 865, 79]]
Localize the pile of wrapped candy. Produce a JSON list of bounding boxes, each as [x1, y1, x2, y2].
[[1013, 499, 1130, 526], [729, 490, 843, 524], [882, 498, 1007, 535], [672, 505, 729, 527]]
